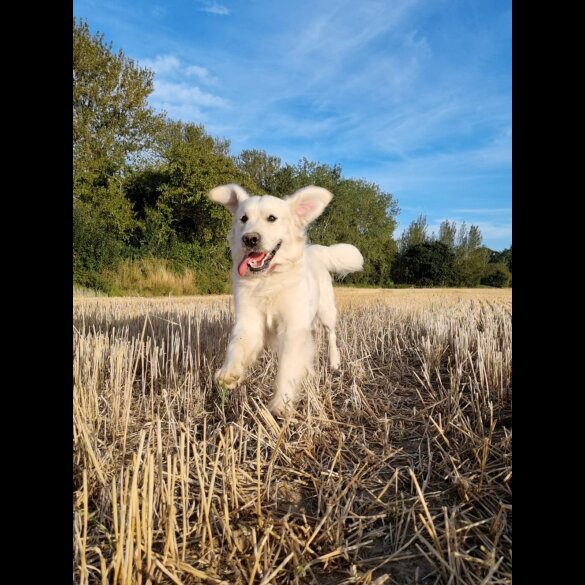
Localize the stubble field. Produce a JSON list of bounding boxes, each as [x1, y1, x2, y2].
[[73, 288, 512, 584]]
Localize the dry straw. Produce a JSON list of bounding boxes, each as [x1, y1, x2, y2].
[[74, 288, 511, 584]]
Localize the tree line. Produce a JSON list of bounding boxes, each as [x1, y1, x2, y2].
[[393, 216, 511, 287], [73, 18, 511, 294]]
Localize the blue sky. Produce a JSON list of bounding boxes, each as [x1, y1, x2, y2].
[[74, 0, 511, 250]]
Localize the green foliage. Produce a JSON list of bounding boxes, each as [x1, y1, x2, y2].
[[453, 250, 490, 287], [399, 215, 429, 252], [394, 217, 498, 287], [391, 241, 455, 286], [489, 246, 512, 272], [481, 263, 511, 288], [125, 120, 258, 273], [453, 224, 489, 287], [438, 220, 457, 249], [73, 200, 126, 290], [73, 18, 162, 191], [73, 18, 162, 201], [278, 158, 343, 195], [236, 149, 283, 193], [73, 18, 162, 289]]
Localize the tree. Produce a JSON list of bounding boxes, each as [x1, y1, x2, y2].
[[125, 120, 259, 266], [438, 220, 457, 250], [73, 18, 162, 199], [73, 18, 163, 285], [246, 157, 343, 199], [391, 241, 455, 286], [236, 150, 282, 194], [453, 223, 489, 286], [399, 215, 429, 252]]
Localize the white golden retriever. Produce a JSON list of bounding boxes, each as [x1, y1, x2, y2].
[[208, 184, 363, 416]]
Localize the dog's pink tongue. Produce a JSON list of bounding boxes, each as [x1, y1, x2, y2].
[[238, 252, 266, 276]]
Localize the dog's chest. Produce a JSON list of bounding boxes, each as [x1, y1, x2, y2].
[[260, 297, 278, 330], [256, 293, 288, 333]]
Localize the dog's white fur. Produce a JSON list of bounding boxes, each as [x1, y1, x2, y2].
[[208, 184, 363, 416]]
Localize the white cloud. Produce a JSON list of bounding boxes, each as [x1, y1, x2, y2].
[[141, 55, 181, 76], [138, 55, 225, 121], [196, 1, 230, 15], [141, 55, 218, 86], [186, 65, 217, 85], [152, 80, 228, 108], [288, 0, 422, 65]]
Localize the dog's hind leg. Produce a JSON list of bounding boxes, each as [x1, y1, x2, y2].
[[325, 323, 340, 371], [216, 317, 264, 389], [317, 285, 341, 371], [268, 329, 314, 416]]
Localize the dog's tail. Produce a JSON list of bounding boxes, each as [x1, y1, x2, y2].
[[307, 244, 364, 277]]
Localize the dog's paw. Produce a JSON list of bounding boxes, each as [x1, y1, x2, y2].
[[267, 395, 292, 418], [215, 367, 244, 389]]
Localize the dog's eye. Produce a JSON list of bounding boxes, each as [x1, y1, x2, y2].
[[267, 215, 277, 222], [241, 215, 248, 223]]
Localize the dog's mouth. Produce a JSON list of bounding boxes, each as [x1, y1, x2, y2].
[[238, 241, 282, 277]]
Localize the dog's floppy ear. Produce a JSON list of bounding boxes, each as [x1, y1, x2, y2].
[[286, 186, 332, 225], [208, 184, 249, 214]]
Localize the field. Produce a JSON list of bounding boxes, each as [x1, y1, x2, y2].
[[73, 288, 512, 584]]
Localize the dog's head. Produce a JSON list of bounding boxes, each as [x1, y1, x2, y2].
[[209, 184, 332, 277]]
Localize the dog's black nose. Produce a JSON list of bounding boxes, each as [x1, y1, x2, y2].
[[242, 232, 261, 248]]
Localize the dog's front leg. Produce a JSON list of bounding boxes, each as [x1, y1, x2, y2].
[[268, 329, 314, 416], [216, 316, 264, 389]]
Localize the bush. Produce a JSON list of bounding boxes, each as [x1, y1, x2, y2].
[[480, 263, 511, 288], [73, 202, 126, 289]]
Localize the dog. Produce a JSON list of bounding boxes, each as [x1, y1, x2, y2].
[[208, 184, 363, 416]]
